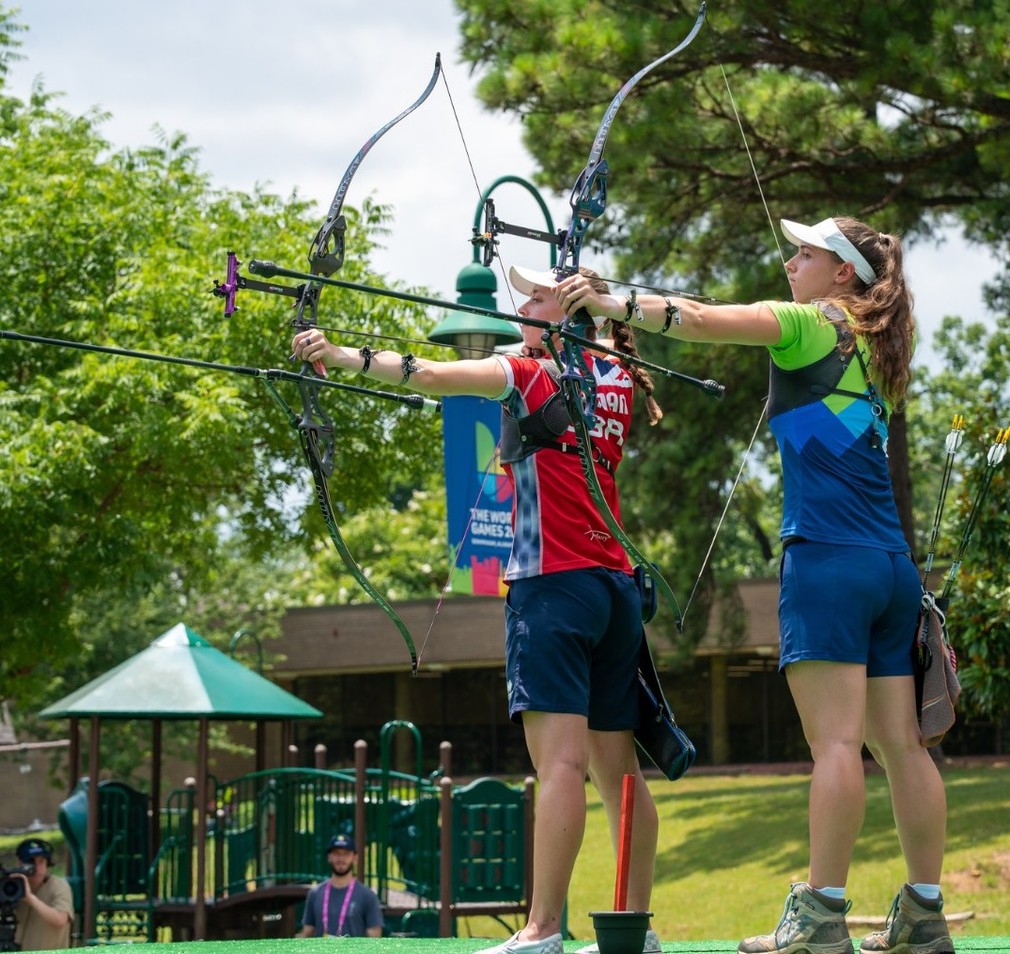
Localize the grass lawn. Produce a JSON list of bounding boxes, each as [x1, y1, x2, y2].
[[561, 760, 1010, 943], [3, 760, 1007, 947]]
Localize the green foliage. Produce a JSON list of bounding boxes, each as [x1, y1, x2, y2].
[[567, 765, 1010, 942], [2, 0, 1008, 741], [457, 0, 1010, 278], [0, 24, 442, 715], [909, 316, 1010, 720], [457, 0, 1010, 712], [289, 476, 450, 607], [618, 335, 779, 650]]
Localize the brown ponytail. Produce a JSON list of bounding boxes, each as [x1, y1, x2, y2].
[[824, 217, 916, 405]]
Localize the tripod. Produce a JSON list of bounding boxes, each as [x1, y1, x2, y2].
[[0, 902, 19, 952]]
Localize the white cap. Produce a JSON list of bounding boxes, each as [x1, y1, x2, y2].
[[780, 217, 876, 284], [508, 264, 559, 296]]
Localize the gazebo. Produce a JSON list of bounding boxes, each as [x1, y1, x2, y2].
[[40, 622, 322, 940]]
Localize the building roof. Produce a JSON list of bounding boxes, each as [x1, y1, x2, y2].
[[274, 580, 782, 677]]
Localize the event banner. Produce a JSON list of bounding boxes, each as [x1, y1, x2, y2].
[[441, 395, 513, 596]]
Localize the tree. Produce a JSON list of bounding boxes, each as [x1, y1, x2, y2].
[[454, 0, 1009, 641], [455, 0, 1009, 279], [909, 316, 1010, 725], [22, 539, 302, 785], [0, 12, 444, 706]]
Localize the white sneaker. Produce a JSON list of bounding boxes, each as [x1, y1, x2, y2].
[[576, 928, 662, 954], [478, 931, 565, 954]]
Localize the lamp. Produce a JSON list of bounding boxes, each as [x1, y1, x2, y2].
[[427, 262, 521, 358]]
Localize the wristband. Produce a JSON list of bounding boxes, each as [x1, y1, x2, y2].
[[624, 289, 645, 323], [660, 298, 681, 334], [399, 353, 420, 385], [359, 346, 382, 375]]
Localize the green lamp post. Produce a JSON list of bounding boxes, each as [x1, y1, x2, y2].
[[428, 175, 557, 357], [427, 261, 520, 357]]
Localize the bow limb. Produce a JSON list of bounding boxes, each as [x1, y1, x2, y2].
[[259, 377, 420, 675], [289, 53, 443, 375], [549, 5, 708, 628], [280, 57, 441, 674], [309, 53, 442, 278], [558, 2, 707, 274]]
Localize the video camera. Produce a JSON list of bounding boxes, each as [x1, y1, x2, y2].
[[0, 865, 34, 905]]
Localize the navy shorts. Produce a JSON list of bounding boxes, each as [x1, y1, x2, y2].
[[778, 541, 921, 676], [504, 567, 643, 730]]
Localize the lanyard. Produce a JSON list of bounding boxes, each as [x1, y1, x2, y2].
[[321, 878, 356, 936]]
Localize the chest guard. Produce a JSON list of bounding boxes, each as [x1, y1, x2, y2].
[[767, 313, 870, 420], [499, 360, 573, 464], [499, 358, 616, 475]]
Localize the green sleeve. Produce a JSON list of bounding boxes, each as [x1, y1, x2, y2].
[[766, 301, 843, 370]]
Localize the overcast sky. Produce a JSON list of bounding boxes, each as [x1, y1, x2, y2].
[[8, 0, 1001, 370]]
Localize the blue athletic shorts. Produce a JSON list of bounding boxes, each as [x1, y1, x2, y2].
[[504, 567, 642, 730], [778, 541, 921, 676]]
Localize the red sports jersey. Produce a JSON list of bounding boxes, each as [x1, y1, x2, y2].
[[492, 352, 634, 580]]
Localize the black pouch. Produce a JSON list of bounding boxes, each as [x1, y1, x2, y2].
[[634, 563, 658, 624], [635, 638, 696, 781]]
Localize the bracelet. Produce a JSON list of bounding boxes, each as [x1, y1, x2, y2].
[[661, 298, 681, 334], [358, 346, 382, 375], [399, 352, 420, 385], [624, 289, 645, 323]]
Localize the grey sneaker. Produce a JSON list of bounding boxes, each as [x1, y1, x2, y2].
[[576, 928, 662, 953], [738, 882, 854, 954], [859, 885, 953, 954]]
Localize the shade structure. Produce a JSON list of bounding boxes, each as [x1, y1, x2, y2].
[[40, 622, 322, 720]]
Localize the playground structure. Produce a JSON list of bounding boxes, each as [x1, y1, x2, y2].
[[58, 720, 534, 943]]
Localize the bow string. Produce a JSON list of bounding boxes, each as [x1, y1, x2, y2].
[[547, 2, 709, 631]]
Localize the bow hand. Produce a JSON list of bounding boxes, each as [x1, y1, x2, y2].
[[554, 273, 619, 327], [292, 329, 337, 374]]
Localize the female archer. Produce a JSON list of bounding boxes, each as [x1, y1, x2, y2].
[[555, 216, 952, 954], [293, 264, 665, 954]]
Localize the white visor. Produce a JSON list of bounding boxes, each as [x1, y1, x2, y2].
[[780, 218, 876, 284], [508, 264, 608, 329], [508, 264, 559, 296]]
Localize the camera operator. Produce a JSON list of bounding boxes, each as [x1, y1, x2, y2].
[[10, 839, 73, 951]]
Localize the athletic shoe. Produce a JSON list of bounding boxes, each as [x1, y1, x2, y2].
[[477, 931, 564, 954], [859, 884, 953, 954], [576, 927, 662, 953], [738, 882, 855, 954]]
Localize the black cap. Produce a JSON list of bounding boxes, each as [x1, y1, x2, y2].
[[16, 838, 52, 863], [326, 834, 355, 853]]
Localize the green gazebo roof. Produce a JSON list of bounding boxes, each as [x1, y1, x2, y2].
[[40, 622, 322, 720]]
